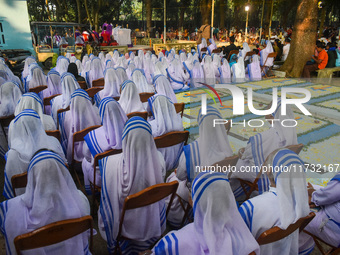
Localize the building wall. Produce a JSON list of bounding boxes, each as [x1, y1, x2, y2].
[[0, 0, 33, 52]]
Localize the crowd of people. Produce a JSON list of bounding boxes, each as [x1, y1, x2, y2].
[[0, 40, 339, 255]]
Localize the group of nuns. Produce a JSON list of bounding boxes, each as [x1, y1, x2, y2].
[[0, 49, 338, 255]]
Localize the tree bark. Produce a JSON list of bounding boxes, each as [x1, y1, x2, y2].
[[219, 0, 225, 29], [84, 0, 93, 27], [279, 0, 318, 77], [76, 0, 81, 24], [263, 0, 273, 37], [200, 0, 212, 25], [146, 0, 152, 34]]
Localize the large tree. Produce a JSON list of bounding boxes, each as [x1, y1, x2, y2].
[[279, 0, 318, 77], [200, 0, 212, 25]]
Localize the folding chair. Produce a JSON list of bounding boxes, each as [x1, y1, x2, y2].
[[14, 215, 94, 255], [225, 120, 231, 134], [174, 103, 185, 118], [154, 130, 189, 149], [261, 52, 277, 78], [29, 85, 48, 94], [92, 78, 104, 87], [11, 172, 28, 197], [46, 130, 61, 142], [0, 114, 15, 142], [245, 51, 256, 58], [78, 81, 88, 90], [86, 87, 104, 98], [257, 212, 315, 245], [71, 125, 102, 192], [113, 96, 120, 101], [237, 144, 304, 200], [212, 48, 222, 54], [115, 181, 179, 254], [139, 92, 155, 103], [227, 50, 239, 61], [43, 94, 60, 112], [91, 148, 122, 215], [303, 230, 340, 255], [56, 106, 70, 128], [127, 111, 148, 120]]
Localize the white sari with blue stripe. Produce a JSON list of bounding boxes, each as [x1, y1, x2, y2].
[[98, 117, 166, 254], [0, 151, 91, 255], [153, 172, 260, 255]]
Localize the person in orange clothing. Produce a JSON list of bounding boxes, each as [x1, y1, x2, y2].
[[302, 41, 328, 79]]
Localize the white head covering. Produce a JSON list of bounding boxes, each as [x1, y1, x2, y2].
[[212, 53, 221, 70], [82, 55, 89, 68], [260, 40, 274, 66], [128, 51, 135, 61], [166, 59, 189, 90], [114, 56, 128, 69], [0, 63, 21, 87], [44, 70, 61, 97], [207, 38, 217, 54], [15, 92, 56, 131], [190, 60, 205, 88], [198, 38, 208, 58], [183, 53, 194, 73], [28, 65, 46, 90], [4, 110, 65, 198], [55, 56, 70, 75], [143, 57, 155, 84], [131, 69, 154, 93], [153, 74, 177, 103], [118, 80, 145, 114], [98, 68, 121, 100], [154, 61, 168, 76], [126, 62, 136, 79], [218, 58, 231, 83], [248, 55, 262, 81], [112, 50, 120, 64], [179, 52, 187, 63], [70, 56, 77, 63], [98, 117, 166, 253], [232, 56, 246, 83], [81, 60, 91, 79], [240, 42, 251, 61], [153, 172, 260, 255], [115, 67, 128, 87], [177, 106, 233, 182], [75, 59, 83, 75], [22, 56, 36, 80], [1, 150, 90, 254], [271, 149, 310, 229], [98, 52, 105, 66], [89, 57, 104, 87], [137, 49, 145, 68], [202, 55, 216, 85], [0, 82, 22, 117]]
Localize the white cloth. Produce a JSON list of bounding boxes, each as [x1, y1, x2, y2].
[[88, 57, 104, 88], [22, 56, 36, 81], [115, 67, 128, 88], [0, 150, 91, 255], [43, 70, 61, 98], [282, 43, 290, 61], [166, 59, 189, 90], [98, 117, 166, 253], [0, 81, 22, 117], [218, 58, 231, 83], [248, 55, 262, 81], [190, 60, 205, 88], [131, 69, 154, 93], [153, 172, 260, 255], [202, 55, 216, 85], [55, 56, 70, 76], [260, 40, 274, 67], [15, 92, 56, 131], [118, 80, 145, 114], [28, 65, 46, 90], [232, 56, 246, 83], [98, 68, 121, 100], [240, 42, 251, 61], [207, 38, 217, 55], [153, 74, 177, 103]]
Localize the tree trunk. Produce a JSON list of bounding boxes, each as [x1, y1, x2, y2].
[[279, 0, 318, 77], [179, 5, 185, 31], [232, 5, 240, 28], [84, 0, 93, 27], [76, 0, 81, 23], [319, 7, 326, 37], [263, 0, 273, 37], [219, 0, 225, 29], [200, 0, 211, 25], [146, 0, 152, 34]]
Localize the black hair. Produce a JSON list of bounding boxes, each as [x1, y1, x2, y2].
[[316, 41, 325, 49]]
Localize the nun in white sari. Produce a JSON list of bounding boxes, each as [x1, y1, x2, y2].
[[232, 56, 246, 83], [189, 60, 205, 88], [59, 89, 101, 163], [248, 55, 262, 81], [240, 42, 251, 62], [154, 60, 168, 76], [232, 100, 298, 199], [118, 80, 145, 115], [153, 74, 177, 103], [148, 95, 184, 171], [4, 109, 65, 199], [166, 59, 190, 90], [88, 57, 104, 88], [239, 149, 310, 255], [98, 117, 166, 254], [131, 69, 154, 93], [21, 56, 36, 83], [202, 55, 217, 85], [51, 73, 80, 125], [260, 40, 274, 67], [55, 56, 70, 76], [207, 38, 217, 55], [115, 66, 129, 87], [126, 61, 136, 79], [153, 172, 260, 255], [0, 150, 91, 255], [197, 38, 208, 58], [15, 92, 56, 131], [82, 97, 127, 193], [218, 58, 231, 83], [43, 70, 62, 98], [26, 65, 47, 93], [95, 68, 121, 105]]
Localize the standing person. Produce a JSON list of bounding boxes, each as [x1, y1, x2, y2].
[[302, 41, 328, 79], [282, 38, 291, 61], [0, 150, 91, 255], [325, 42, 338, 68], [225, 36, 238, 59]]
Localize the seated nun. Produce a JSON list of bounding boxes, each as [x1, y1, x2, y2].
[[4, 109, 65, 199], [118, 80, 145, 115], [189, 60, 205, 88], [94, 68, 121, 106], [248, 55, 262, 81], [202, 55, 217, 85], [88, 57, 104, 88], [131, 69, 154, 93], [238, 149, 310, 255], [43, 70, 62, 115], [232, 56, 246, 83], [153, 74, 177, 103], [0, 150, 91, 255], [218, 58, 231, 83], [82, 97, 127, 194], [98, 117, 166, 254], [152, 172, 260, 255], [166, 59, 190, 90]]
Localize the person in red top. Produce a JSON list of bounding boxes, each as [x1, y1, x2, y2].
[[302, 41, 328, 79], [101, 26, 111, 45]]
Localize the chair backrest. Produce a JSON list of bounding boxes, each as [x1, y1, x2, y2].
[[154, 131, 189, 148], [225, 121, 231, 134], [245, 51, 255, 58], [29, 85, 48, 94], [92, 78, 104, 87], [43, 94, 60, 106], [0, 114, 15, 127], [56, 106, 70, 128], [117, 181, 179, 240], [285, 143, 304, 155], [86, 87, 104, 98], [263, 52, 277, 67], [174, 103, 185, 118], [14, 215, 94, 255], [78, 81, 87, 90], [72, 125, 102, 164], [11, 172, 28, 197], [212, 155, 239, 178], [227, 50, 239, 61], [113, 96, 120, 101], [127, 111, 148, 120], [46, 130, 61, 141], [139, 92, 155, 103], [256, 212, 315, 245]]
